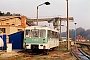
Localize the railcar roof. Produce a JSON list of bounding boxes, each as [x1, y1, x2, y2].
[[25, 26, 59, 32]]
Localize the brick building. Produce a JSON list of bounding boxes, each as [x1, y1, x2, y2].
[[76, 35, 85, 42]]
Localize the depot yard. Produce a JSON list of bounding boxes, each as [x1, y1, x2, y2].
[[0, 43, 76, 60]]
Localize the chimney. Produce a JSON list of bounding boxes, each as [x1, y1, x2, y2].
[[21, 16, 26, 28]]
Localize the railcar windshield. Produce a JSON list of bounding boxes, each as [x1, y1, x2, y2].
[[31, 29, 39, 37], [30, 29, 46, 38], [40, 30, 46, 38], [25, 29, 30, 37]]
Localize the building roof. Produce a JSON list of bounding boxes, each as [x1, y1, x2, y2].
[[0, 16, 36, 26], [0, 16, 21, 20]]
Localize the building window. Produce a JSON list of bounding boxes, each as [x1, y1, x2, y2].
[[18, 29, 23, 32], [6, 22, 9, 25], [0, 28, 6, 33], [12, 24, 15, 26], [6, 23, 9, 24]]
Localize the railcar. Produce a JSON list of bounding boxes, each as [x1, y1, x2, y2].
[[23, 26, 59, 51]]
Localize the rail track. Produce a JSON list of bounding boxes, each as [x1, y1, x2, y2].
[[70, 47, 90, 60], [70, 48, 81, 60], [78, 49, 90, 60]]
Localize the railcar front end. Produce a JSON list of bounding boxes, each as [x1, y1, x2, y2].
[[23, 28, 49, 50]]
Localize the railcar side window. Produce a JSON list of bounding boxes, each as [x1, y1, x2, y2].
[[40, 30, 46, 38], [52, 31, 55, 38], [55, 32, 58, 38], [31, 29, 39, 37], [25, 30, 30, 37], [49, 31, 58, 38]]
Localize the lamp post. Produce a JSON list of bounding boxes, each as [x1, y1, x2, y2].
[[36, 2, 50, 25], [66, 0, 70, 50], [74, 23, 77, 49]]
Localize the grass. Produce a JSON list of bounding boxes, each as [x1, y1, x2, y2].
[[59, 43, 70, 53]]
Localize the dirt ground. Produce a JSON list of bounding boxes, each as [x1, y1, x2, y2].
[[0, 51, 76, 60], [0, 43, 76, 60]]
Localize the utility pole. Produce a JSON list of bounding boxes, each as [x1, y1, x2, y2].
[[66, 0, 70, 50], [59, 19, 62, 41]]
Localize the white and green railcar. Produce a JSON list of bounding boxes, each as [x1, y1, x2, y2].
[[23, 26, 59, 50]]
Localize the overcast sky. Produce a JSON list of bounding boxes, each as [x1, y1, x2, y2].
[[0, 0, 90, 32]]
